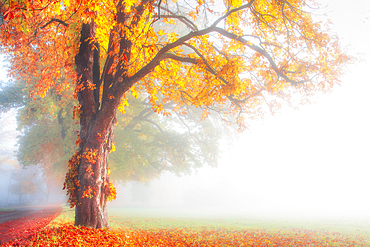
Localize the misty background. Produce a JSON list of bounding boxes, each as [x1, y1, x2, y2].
[[1, 0, 370, 220]]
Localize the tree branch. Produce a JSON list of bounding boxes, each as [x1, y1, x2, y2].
[[211, 0, 256, 27], [127, 0, 301, 94], [163, 52, 228, 86], [142, 119, 164, 132], [157, 14, 198, 31], [213, 27, 307, 85], [40, 18, 69, 29], [227, 88, 263, 104], [162, 53, 198, 64]]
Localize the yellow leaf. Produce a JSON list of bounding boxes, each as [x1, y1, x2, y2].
[[132, 88, 139, 98], [118, 98, 129, 113], [110, 143, 116, 153]]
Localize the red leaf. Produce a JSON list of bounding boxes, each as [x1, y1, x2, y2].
[[3, 10, 10, 20]]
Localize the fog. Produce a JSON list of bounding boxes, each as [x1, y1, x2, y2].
[[0, 111, 65, 207], [108, 0, 370, 220], [109, 97, 370, 219], [0, 0, 370, 226]]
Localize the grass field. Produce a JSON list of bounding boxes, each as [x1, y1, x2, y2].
[[106, 207, 370, 235], [33, 205, 370, 246], [0, 208, 14, 211]]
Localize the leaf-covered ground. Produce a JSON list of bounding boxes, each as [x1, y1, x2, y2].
[[0, 206, 62, 246], [26, 223, 369, 246], [1, 206, 370, 246]]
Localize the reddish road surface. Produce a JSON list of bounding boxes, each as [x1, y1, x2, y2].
[[0, 205, 62, 246]]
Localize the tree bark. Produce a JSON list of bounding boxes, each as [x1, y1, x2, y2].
[[71, 2, 137, 228], [74, 118, 115, 228], [73, 21, 117, 229]]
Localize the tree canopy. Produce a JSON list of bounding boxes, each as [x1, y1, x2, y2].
[[0, 0, 349, 123], [0, 78, 229, 185], [0, 0, 350, 228]]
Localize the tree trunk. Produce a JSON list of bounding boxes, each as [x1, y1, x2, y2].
[[73, 21, 117, 229], [74, 118, 115, 228], [70, 5, 132, 227]]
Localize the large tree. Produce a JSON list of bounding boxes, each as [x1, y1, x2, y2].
[[0, 0, 349, 228]]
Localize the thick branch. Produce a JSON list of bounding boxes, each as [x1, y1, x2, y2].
[[101, 31, 116, 108], [93, 42, 101, 112], [162, 53, 198, 64], [75, 21, 98, 145]]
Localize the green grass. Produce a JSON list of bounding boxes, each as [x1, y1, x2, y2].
[[0, 208, 15, 211], [107, 207, 370, 239]]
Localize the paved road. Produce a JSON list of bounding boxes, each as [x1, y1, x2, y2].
[[0, 208, 44, 224], [0, 205, 62, 245]]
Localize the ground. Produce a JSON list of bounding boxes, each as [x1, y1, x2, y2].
[[0, 206, 369, 246], [0, 205, 62, 246]]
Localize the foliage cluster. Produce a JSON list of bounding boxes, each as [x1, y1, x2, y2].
[[0, 0, 350, 124]]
